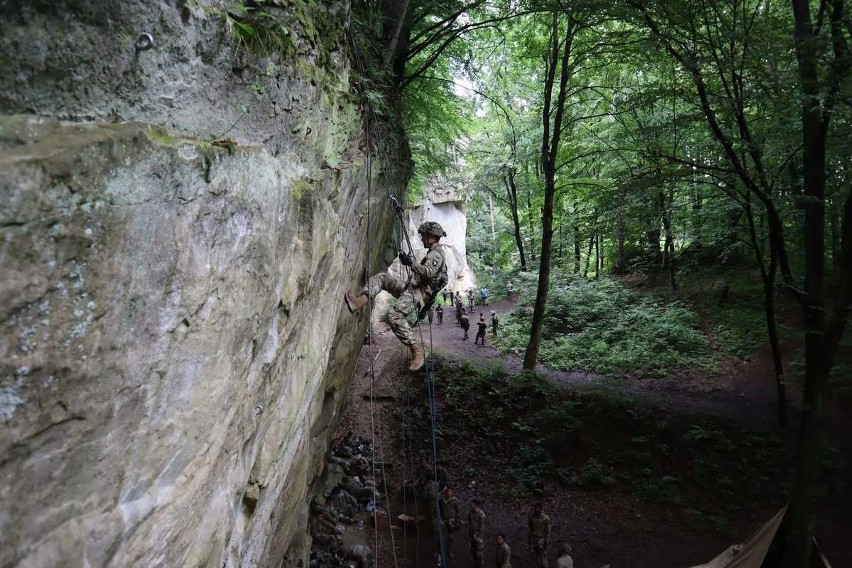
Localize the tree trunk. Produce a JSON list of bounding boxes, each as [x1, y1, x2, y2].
[[780, 1, 852, 564], [743, 192, 788, 428], [526, 187, 536, 263], [594, 234, 601, 279], [524, 11, 576, 371], [614, 207, 626, 274], [646, 227, 661, 285], [662, 188, 676, 289], [489, 193, 497, 276], [503, 170, 528, 271], [584, 232, 595, 277], [571, 199, 581, 273], [381, 0, 411, 90]]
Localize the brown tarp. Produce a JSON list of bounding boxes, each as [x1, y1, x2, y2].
[[689, 506, 832, 568]]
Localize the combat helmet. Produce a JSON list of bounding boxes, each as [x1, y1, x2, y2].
[[418, 221, 446, 238]]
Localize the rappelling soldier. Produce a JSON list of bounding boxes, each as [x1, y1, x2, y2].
[[345, 222, 448, 371]]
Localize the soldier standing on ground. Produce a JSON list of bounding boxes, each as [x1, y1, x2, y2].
[[440, 487, 462, 559], [475, 314, 487, 345], [344, 222, 448, 371], [527, 503, 551, 568], [460, 309, 470, 340], [480, 286, 489, 305], [468, 500, 486, 568], [436, 304, 444, 324], [506, 280, 514, 300], [556, 543, 574, 568], [491, 311, 499, 337], [467, 289, 475, 309], [495, 533, 511, 568]]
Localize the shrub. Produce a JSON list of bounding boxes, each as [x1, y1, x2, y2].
[[493, 277, 713, 376]]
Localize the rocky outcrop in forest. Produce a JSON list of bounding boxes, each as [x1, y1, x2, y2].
[[0, 2, 408, 566]]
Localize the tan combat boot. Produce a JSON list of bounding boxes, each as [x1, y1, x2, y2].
[[344, 290, 368, 313], [408, 344, 425, 371]]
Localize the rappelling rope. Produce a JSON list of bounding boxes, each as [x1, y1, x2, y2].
[[347, 12, 447, 567], [348, 13, 403, 568]]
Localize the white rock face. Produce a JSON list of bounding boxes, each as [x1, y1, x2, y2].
[[408, 199, 476, 294]]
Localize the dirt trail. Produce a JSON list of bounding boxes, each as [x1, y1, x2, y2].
[[333, 298, 851, 568], [430, 299, 788, 431]]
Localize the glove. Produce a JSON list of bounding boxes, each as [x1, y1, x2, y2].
[[398, 250, 413, 266]]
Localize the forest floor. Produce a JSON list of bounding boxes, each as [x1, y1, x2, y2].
[[333, 298, 852, 568]]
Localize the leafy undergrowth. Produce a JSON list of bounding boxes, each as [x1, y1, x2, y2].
[[492, 274, 714, 376], [420, 357, 842, 535], [675, 263, 788, 360]]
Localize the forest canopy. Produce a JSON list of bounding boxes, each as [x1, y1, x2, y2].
[[358, 1, 851, 567]]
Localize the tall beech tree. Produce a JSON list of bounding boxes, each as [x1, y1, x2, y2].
[[523, 9, 581, 370]]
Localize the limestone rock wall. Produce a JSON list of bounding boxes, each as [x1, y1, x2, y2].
[[0, 2, 405, 567]]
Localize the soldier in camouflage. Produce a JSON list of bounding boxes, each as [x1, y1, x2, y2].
[[468, 499, 486, 568], [527, 503, 551, 568], [345, 222, 448, 371]]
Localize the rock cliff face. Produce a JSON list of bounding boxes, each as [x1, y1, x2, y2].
[[0, 2, 406, 567]]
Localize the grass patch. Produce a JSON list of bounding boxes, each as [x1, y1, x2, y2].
[[492, 276, 714, 376]]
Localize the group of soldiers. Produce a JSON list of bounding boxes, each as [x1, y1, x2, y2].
[[309, 433, 380, 568], [425, 289, 500, 344], [414, 459, 573, 568], [440, 291, 499, 343]]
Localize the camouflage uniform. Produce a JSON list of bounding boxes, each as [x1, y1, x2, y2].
[[468, 506, 486, 568], [495, 539, 512, 568], [441, 491, 462, 556], [460, 312, 470, 340], [527, 510, 551, 568], [362, 245, 446, 346], [475, 318, 487, 344]]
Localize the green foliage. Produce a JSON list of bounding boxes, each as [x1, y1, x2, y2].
[[220, 2, 295, 58], [579, 458, 617, 488], [493, 277, 713, 376], [677, 264, 778, 360], [427, 355, 800, 523]]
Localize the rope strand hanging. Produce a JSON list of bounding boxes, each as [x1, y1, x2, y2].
[[347, 13, 450, 567]]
